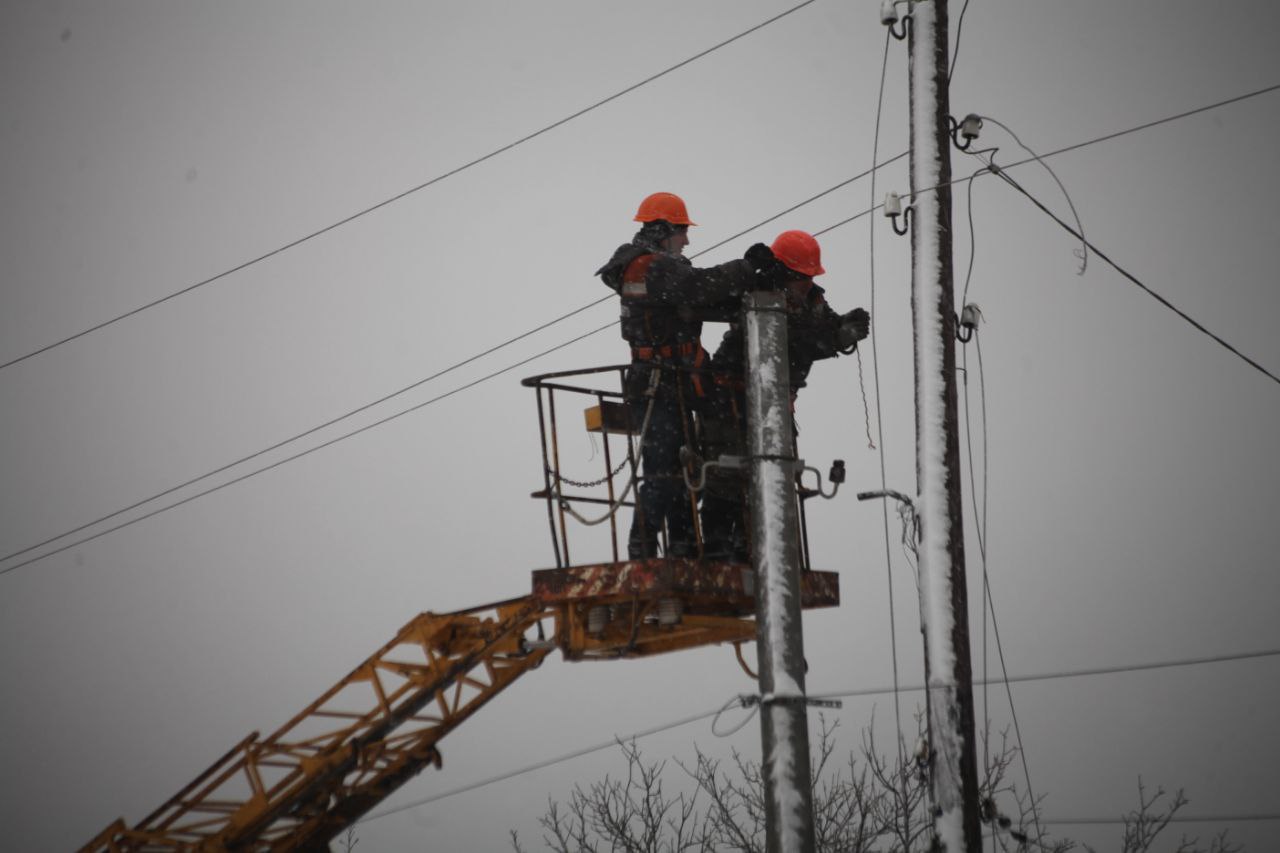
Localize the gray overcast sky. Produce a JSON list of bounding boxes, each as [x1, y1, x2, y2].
[[2, 1, 1278, 850]]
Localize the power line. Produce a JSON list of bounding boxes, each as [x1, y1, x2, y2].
[[0, 0, 820, 374], [981, 156, 1280, 387], [948, 0, 975, 82], [978, 114, 1089, 275], [0, 299, 612, 567], [0, 157, 906, 575], [962, 327, 1044, 845], [817, 647, 1280, 700], [1045, 813, 1280, 826], [8, 84, 1275, 573], [865, 26, 912, 845], [914, 83, 1280, 204], [0, 322, 616, 577], [1019, 82, 1280, 168], [828, 83, 1280, 240], [957, 174, 1046, 848], [360, 707, 721, 823], [694, 152, 908, 258], [357, 647, 1280, 820]]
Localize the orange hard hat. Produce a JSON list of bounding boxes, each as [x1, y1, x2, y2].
[[770, 230, 825, 277], [634, 192, 696, 226]]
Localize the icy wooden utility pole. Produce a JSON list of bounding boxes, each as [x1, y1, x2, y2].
[[744, 290, 815, 853], [907, 1, 983, 849]]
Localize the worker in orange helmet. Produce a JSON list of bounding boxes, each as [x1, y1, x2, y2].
[[700, 229, 869, 562], [596, 192, 779, 560]]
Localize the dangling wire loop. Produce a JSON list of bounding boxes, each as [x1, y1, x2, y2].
[[890, 206, 913, 236], [888, 12, 911, 40]]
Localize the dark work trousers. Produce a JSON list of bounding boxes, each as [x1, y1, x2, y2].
[[626, 364, 698, 559], [699, 383, 749, 562]]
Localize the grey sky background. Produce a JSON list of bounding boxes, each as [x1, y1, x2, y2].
[[2, 1, 1278, 850]]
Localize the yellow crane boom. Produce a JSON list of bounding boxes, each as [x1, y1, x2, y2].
[[83, 558, 839, 851]]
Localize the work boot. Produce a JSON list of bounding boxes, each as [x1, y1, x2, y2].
[[628, 536, 658, 561], [666, 540, 698, 559], [701, 540, 731, 561]]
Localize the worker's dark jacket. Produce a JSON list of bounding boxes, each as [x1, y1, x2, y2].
[[596, 239, 758, 397], [699, 280, 853, 559], [596, 237, 759, 557], [710, 281, 850, 395]]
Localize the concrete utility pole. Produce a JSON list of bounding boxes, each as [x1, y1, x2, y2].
[[907, 0, 983, 849], [744, 290, 815, 853]]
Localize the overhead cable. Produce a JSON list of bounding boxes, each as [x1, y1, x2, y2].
[[978, 114, 1089, 274], [816, 647, 1280, 701], [357, 647, 1280, 820], [0, 322, 616, 577], [694, 152, 908, 258], [982, 157, 1280, 387], [947, 0, 975, 82], [0, 156, 907, 575], [0, 0, 820, 373], [359, 707, 721, 823], [865, 26, 911, 841], [921, 83, 1280, 203], [957, 169, 1044, 844], [0, 299, 611, 567], [819, 82, 1280, 237], [1045, 813, 1280, 826], [9, 84, 1276, 572], [1016, 82, 1280, 168], [964, 328, 1046, 849]]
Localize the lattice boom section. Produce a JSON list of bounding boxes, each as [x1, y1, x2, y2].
[[82, 599, 554, 852], [84, 562, 840, 851]]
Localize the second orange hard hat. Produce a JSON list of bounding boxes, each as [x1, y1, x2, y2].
[[634, 192, 697, 226], [771, 230, 825, 277]]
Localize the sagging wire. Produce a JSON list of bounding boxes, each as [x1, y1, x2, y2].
[[984, 153, 1280, 388], [954, 179, 1046, 847], [856, 490, 920, 592], [855, 349, 876, 449], [867, 19, 912, 835], [974, 114, 1089, 274], [958, 303, 996, 852], [948, 0, 975, 83], [961, 162, 983, 311], [967, 328, 1047, 851], [851, 82, 1280, 249], [897, 500, 920, 581], [711, 694, 760, 737]]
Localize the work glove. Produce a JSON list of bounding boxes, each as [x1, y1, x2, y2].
[[744, 243, 790, 292], [837, 307, 871, 349], [744, 242, 774, 271]]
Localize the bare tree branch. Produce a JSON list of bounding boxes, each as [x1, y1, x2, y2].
[[511, 720, 1236, 853]]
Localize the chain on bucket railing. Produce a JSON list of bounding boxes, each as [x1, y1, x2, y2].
[[524, 365, 634, 566], [522, 362, 843, 570]]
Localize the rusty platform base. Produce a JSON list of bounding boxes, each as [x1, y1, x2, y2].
[[532, 558, 839, 660]]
